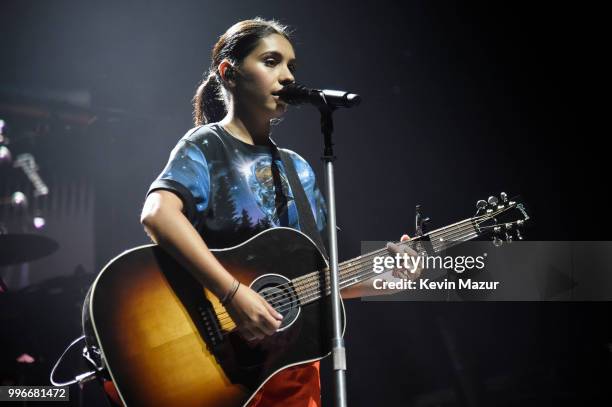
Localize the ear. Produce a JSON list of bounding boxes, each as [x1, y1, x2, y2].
[[218, 59, 235, 86]]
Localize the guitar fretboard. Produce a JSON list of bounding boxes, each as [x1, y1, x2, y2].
[[291, 217, 479, 305]]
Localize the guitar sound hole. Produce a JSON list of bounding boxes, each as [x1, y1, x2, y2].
[[250, 274, 300, 331]]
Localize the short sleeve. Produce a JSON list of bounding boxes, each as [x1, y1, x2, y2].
[[147, 139, 210, 225]]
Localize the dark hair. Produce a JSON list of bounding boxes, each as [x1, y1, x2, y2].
[[192, 18, 292, 126]]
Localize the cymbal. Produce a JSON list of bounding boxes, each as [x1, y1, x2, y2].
[[0, 234, 59, 266]]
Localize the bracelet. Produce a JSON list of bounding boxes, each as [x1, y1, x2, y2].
[[222, 280, 240, 306], [221, 279, 240, 306], [219, 279, 238, 304]]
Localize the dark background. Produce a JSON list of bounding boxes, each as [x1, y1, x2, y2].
[[0, 1, 607, 406]]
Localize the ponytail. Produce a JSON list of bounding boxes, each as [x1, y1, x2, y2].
[[192, 72, 227, 126]]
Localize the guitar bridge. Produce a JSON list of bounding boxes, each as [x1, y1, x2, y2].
[[197, 300, 224, 348]]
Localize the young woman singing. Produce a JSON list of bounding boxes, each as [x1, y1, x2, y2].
[[140, 18, 418, 407]]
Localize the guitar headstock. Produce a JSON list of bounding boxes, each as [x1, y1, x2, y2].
[[474, 192, 530, 246]]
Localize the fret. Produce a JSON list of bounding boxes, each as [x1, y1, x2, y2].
[[292, 215, 484, 306]]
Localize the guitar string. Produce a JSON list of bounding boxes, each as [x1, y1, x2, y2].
[[216, 218, 513, 333], [213, 224, 479, 329], [284, 222, 506, 309], [245, 221, 476, 315], [215, 214, 515, 331], [280, 202, 519, 304], [215, 217, 495, 329], [227, 226, 479, 320], [214, 213, 506, 328], [239, 215, 481, 306], [214, 205, 517, 328], [214, 220, 483, 327], [292, 231, 481, 306], [265, 202, 515, 305], [259, 215, 479, 300], [214, 217, 475, 321], [215, 228, 482, 333]]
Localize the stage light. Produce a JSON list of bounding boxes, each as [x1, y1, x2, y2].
[[11, 191, 28, 208], [33, 216, 46, 229], [0, 145, 11, 164]]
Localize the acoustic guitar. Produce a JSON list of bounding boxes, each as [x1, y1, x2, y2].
[[83, 193, 528, 406]]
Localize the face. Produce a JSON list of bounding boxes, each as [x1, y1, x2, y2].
[[225, 33, 296, 119]]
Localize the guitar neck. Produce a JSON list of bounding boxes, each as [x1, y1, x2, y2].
[[293, 217, 481, 306]]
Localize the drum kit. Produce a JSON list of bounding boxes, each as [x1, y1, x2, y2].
[[0, 86, 102, 285], [0, 111, 100, 393], [0, 117, 59, 289]]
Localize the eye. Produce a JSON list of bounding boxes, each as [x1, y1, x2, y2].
[[264, 58, 277, 67]]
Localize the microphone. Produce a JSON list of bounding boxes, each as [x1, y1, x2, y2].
[[273, 83, 361, 108]]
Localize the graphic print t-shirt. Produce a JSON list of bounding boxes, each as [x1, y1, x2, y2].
[[147, 123, 327, 249]]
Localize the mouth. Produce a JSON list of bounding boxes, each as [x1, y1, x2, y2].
[[272, 94, 287, 105]]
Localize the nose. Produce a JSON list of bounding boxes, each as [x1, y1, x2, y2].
[[279, 64, 295, 86]]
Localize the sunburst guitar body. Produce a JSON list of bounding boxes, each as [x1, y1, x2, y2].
[[85, 227, 342, 407]]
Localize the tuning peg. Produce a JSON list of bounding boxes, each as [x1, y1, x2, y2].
[[516, 230, 523, 240], [476, 200, 487, 210], [493, 236, 503, 247], [415, 204, 430, 237], [487, 196, 498, 206], [505, 232, 513, 242], [500, 192, 508, 203]]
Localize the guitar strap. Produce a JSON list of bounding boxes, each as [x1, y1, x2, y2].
[[275, 146, 329, 260]]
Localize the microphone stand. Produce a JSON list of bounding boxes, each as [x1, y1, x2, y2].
[[317, 96, 348, 407]]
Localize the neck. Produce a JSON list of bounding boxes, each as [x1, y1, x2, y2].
[[219, 105, 271, 146], [291, 217, 480, 306]]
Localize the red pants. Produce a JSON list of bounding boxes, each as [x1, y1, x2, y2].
[[103, 361, 321, 407], [248, 361, 321, 407]]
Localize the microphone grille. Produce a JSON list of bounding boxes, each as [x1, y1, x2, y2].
[[276, 83, 310, 105]]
